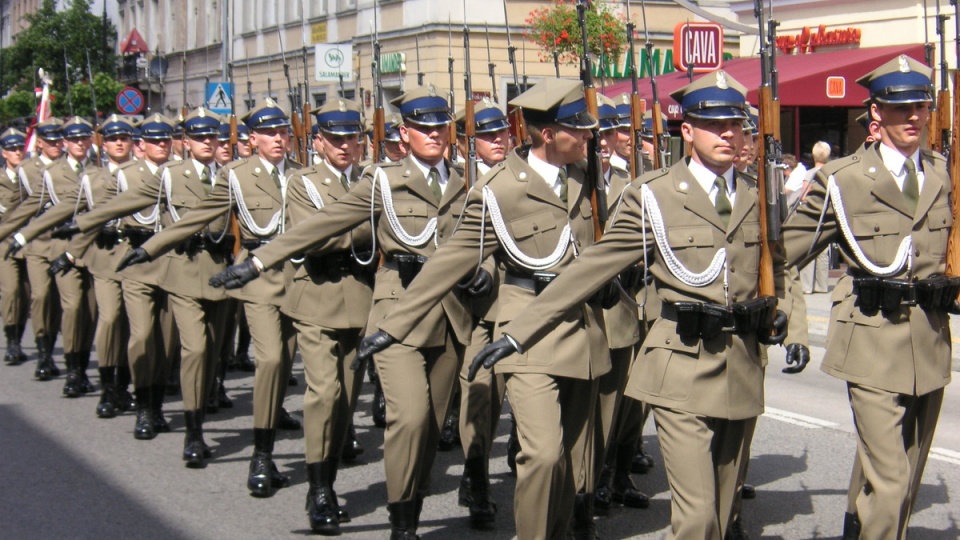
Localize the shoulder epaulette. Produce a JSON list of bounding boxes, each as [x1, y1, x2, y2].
[[633, 166, 670, 186]]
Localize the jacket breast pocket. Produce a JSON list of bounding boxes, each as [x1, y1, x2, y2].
[[395, 199, 431, 235], [851, 212, 903, 263], [510, 210, 559, 255], [666, 225, 715, 270], [925, 204, 952, 259], [734, 222, 761, 275], [639, 323, 701, 402]]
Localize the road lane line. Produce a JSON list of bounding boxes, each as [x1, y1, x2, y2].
[[763, 407, 838, 429], [929, 447, 960, 466]]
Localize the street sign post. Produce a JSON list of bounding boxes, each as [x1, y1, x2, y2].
[[205, 82, 234, 115], [116, 87, 145, 115]]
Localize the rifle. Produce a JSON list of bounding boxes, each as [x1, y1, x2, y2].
[[575, 0, 607, 241], [415, 34, 424, 87], [502, 0, 527, 145], [181, 50, 189, 118], [462, 0, 477, 189], [484, 22, 498, 103], [278, 29, 305, 165], [228, 63, 241, 257], [63, 48, 75, 117], [85, 50, 102, 166], [245, 58, 253, 112], [753, 0, 784, 301], [371, 15, 385, 163], [638, 0, 667, 168], [624, 1, 645, 179], [448, 15, 458, 160], [934, 5, 950, 158], [947, 0, 960, 281], [303, 46, 313, 165]]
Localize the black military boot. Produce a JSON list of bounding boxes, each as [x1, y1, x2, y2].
[[506, 413, 520, 477], [372, 378, 387, 428], [387, 500, 419, 540], [4, 325, 25, 365], [150, 384, 171, 433], [277, 407, 302, 431], [842, 512, 861, 539], [114, 364, 136, 412], [341, 423, 364, 462], [727, 516, 749, 540], [96, 367, 117, 418], [305, 460, 341, 535], [76, 351, 95, 394], [594, 466, 614, 516], [217, 378, 233, 408], [463, 456, 496, 529], [438, 399, 460, 452], [235, 324, 255, 371], [571, 492, 598, 540], [248, 428, 289, 497], [34, 336, 58, 380], [741, 483, 756, 499], [133, 387, 156, 440], [631, 440, 655, 474], [62, 353, 81, 398], [329, 457, 350, 523], [612, 443, 649, 508], [16, 323, 28, 363], [182, 409, 209, 469]]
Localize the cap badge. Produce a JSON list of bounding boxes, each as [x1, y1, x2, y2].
[[265, 97, 277, 107], [427, 84, 437, 97], [338, 99, 346, 112], [898, 55, 910, 73], [482, 97, 492, 107], [199, 109, 206, 118], [716, 71, 728, 90]]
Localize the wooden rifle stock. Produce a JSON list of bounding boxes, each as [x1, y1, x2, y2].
[[650, 101, 664, 169], [302, 98, 312, 164], [936, 87, 951, 156], [229, 115, 241, 257], [290, 111, 305, 165], [584, 86, 604, 242], [755, 86, 777, 298], [946, 70, 960, 281], [464, 97, 476, 191], [509, 106, 527, 146], [372, 107, 385, 163], [629, 94, 645, 179]]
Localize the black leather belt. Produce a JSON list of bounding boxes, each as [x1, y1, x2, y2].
[[94, 228, 121, 249], [176, 233, 235, 257], [306, 251, 375, 280], [504, 272, 557, 295], [661, 297, 777, 341], [241, 238, 271, 251], [121, 228, 154, 248], [382, 253, 428, 287], [852, 274, 960, 313]]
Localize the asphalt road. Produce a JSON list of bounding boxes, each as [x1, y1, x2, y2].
[[1, 287, 959, 539]]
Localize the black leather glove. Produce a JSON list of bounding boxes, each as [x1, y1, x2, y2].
[[5, 238, 23, 259], [48, 253, 74, 277], [51, 221, 80, 240], [758, 310, 788, 345], [352, 331, 396, 370], [782, 343, 810, 374], [116, 247, 151, 271], [591, 278, 622, 309], [467, 337, 519, 382], [460, 268, 493, 297], [208, 258, 260, 289]]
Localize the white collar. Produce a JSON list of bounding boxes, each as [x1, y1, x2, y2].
[[527, 151, 563, 196], [259, 156, 285, 178], [323, 160, 353, 182], [688, 158, 734, 196], [410, 154, 448, 188]]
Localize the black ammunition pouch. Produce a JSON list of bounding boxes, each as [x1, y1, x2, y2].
[[306, 251, 376, 282], [241, 238, 270, 251], [854, 275, 960, 314], [663, 296, 777, 341], [94, 228, 121, 249], [383, 253, 429, 288], [619, 264, 651, 292], [122, 228, 154, 248], [504, 271, 557, 296]]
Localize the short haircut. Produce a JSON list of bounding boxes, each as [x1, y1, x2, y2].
[[812, 141, 831, 164]]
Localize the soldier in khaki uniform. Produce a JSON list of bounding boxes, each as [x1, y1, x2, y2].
[[356, 79, 612, 540], [3, 117, 98, 398], [59, 114, 180, 440], [13, 119, 64, 380], [783, 56, 952, 540], [469, 72, 789, 540], [0, 129, 31, 365], [118, 100, 301, 496], [210, 85, 472, 537]]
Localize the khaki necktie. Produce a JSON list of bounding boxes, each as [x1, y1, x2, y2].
[[74, 162, 83, 175], [271, 167, 282, 192], [340, 173, 351, 192], [557, 167, 568, 204], [200, 166, 212, 194], [903, 159, 919, 213], [428, 167, 442, 201], [714, 176, 732, 226]]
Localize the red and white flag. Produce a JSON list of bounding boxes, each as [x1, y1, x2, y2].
[[26, 68, 54, 156]]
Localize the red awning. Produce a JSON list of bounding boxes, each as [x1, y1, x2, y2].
[[603, 43, 928, 120], [120, 29, 149, 55]]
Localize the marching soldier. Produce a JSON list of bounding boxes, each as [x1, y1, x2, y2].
[[782, 55, 952, 540], [383, 113, 407, 163], [209, 84, 472, 537], [465, 72, 789, 539], [355, 78, 612, 539], [116, 99, 301, 495], [13, 118, 64, 380], [3, 117, 98, 399], [0, 129, 31, 365]]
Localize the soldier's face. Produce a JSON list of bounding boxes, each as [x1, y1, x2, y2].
[[615, 126, 632, 158], [64, 136, 91, 160], [598, 129, 618, 167], [682, 117, 744, 175], [103, 134, 133, 162], [640, 137, 655, 158], [384, 140, 407, 161], [400, 122, 449, 165], [140, 138, 172, 164], [476, 128, 509, 167], [38, 138, 63, 160], [251, 127, 290, 164], [320, 132, 361, 171], [874, 101, 930, 154], [237, 140, 253, 157], [186, 133, 218, 162], [2, 145, 25, 169], [546, 125, 592, 165], [215, 142, 233, 165]]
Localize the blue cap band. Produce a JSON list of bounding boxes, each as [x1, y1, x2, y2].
[[184, 116, 221, 136], [681, 86, 747, 119], [247, 107, 291, 130], [140, 122, 175, 139], [1, 134, 25, 149], [315, 110, 363, 134], [101, 121, 135, 138]]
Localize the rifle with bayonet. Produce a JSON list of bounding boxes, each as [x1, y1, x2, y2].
[[753, 0, 784, 301], [278, 29, 305, 165], [624, 1, 645, 179], [228, 61, 241, 257], [639, 0, 666, 168], [946, 0, 960, 281], [501, 0, 527, 146], [371, 15, 386, 163], [575, 0, 607, 241], [934, 5, 950, 158], [302, 46, 313, 165], [63, 48, 75, 117], [416, 34, 425, 87], [181, 50, 189, 119], [462, 1, 477, 189], [245, 59, 253, 113], [85, 50, 102, 166], [448, 16, 458, 160], [484, 22, 498, 103]]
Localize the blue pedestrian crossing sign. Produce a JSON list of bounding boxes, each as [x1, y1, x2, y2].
[[206, 82, 234, 115]]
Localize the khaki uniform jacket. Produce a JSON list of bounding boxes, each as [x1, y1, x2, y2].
[[280, 163, 374, 330], [254, 154, 472, 348], [376, 147, 610, 380], [782, 143, 952, 396], [74, 160, 167, 286], [136, 156, 300, 307], [0, 167, 26, 221], [10, 157, 55, 259], [0, 157, 63, 259], [604, 166, 642, 349], [502, 157, 785, 420]]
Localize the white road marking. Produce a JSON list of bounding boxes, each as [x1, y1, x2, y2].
[[762, 407, 838, 429], [929, 447, 960, 466]]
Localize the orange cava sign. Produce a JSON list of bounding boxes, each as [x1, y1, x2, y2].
[[673, 22, 724, 73]]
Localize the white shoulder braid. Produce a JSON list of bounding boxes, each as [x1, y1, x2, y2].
[[481, 185, 574, 271]]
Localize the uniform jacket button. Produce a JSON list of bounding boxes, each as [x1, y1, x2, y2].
[[874, 225, 880, 232], [688, 236, 694, 242], [665, 338, 671, 344]]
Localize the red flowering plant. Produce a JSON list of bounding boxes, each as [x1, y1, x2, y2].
[[525, 0, 627, 66]]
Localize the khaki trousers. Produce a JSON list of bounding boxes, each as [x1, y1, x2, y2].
[[295, 321, 363, 463], [168, 293, 230, 411], [91, 275, 127, 368], [459, 318, 505, 461], [53, 266, 95, 354], [122, 279, 178, 388], [653, 406, 756, 540], [849, 383, 944, 540], [375, 328, 462, 503], [506, 372, 598, 540], [786, 266, 809, 346], [245, 301, 297, 429], [25, 252, 60, 341], [0, 256, 28, 327], [593, 346, 633, 482]]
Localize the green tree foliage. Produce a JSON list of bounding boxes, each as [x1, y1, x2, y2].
[[0, 91, 38, 125], [65, 73, 126, 120]]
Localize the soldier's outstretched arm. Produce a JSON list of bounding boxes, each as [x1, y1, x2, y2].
[[75, 173, 161, 233], [17, 185, 85, 244], [138, 177, 230, 260], [0, 186, 45, 242]]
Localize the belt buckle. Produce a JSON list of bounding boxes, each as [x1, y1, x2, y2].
[[532, 272, 557, 295]]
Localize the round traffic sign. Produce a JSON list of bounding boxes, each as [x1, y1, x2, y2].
[[116, 87, 145, 115]]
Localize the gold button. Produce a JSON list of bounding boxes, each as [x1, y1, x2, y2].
[[391, 290, 396, 296], [665, 338, 671, 344], [688, 236, 694, 243]]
